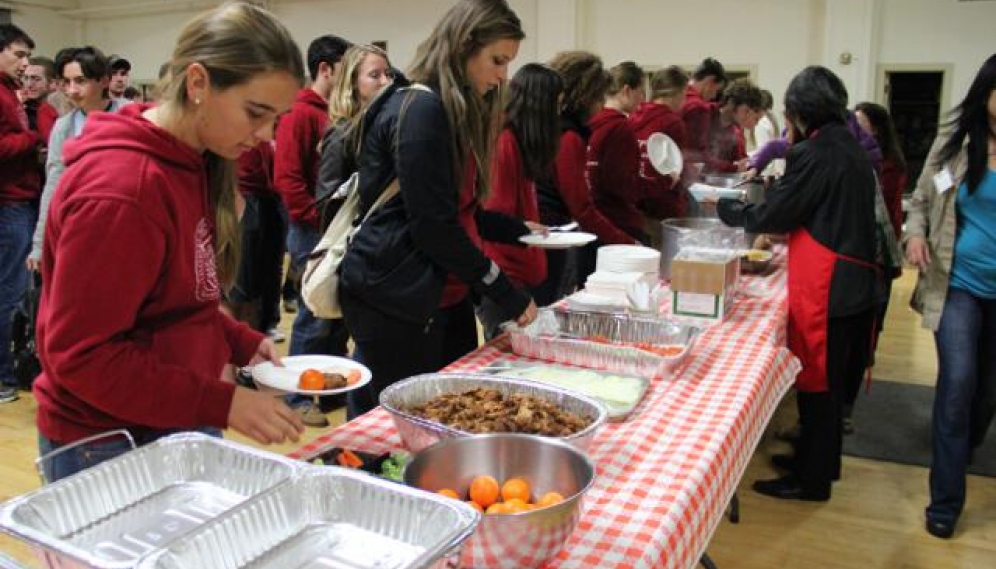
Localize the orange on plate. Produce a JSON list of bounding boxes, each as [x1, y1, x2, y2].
[[298, 368, 325, 391], [500, 477, 531, 503], [469, 475, 500, 508]]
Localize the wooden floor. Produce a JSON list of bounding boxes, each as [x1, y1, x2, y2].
[[1, 269, 994, 568]]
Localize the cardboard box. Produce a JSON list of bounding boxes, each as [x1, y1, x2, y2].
[[669, 252, 740, 324]]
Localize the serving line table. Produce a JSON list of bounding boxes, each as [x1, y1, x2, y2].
[[289, 261, 799, 569]]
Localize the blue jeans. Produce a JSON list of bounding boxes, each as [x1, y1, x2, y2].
[[38, 427, 222, 484], [927, 288, 996, 525], [0, 204, 37, 386], [285, 223, 348, 357]]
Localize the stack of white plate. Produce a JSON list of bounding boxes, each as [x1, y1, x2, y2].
[[596, 245, 661, 279], [583, 271, 657, 304]]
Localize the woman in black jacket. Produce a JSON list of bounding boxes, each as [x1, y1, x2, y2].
[[718, 66, 879, 501], [339, 0, 537, 417]]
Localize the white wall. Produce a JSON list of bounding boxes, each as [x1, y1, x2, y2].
[[71, 0, 540, 84], [10, 4, 79, 59], [579, 0, 827, 106], [877, 0, 996, 108]]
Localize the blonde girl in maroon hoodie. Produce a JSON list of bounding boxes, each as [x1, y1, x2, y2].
[[34, 2, 306, 482]]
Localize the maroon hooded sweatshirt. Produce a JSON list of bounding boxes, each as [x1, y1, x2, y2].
[[629, 101, 689, 219], [34, 104, 263, 444], [274, 88, 328, 230], [586, 107, 646, 239], [0, 73, 42, 204]]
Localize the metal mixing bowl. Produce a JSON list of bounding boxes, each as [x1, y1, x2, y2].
[[404, 434, 596, 569], [379, 373, 607, 452]]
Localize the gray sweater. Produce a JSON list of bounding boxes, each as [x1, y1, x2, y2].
[[30, 99, 128, 262]]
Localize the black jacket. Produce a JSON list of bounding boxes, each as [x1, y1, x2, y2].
[[718, 122, 878, 316], [314, 120, 355, 230], [339, 77, 530, 325]]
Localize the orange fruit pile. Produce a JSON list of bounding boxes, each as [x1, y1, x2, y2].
[[435, 475, 565, 515]]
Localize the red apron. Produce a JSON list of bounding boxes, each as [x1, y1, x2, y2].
[[787, 229, 877, 392]]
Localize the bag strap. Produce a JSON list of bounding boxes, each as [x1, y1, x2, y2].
[[356, 84, 431, 220], [361, 178, 399, 222]]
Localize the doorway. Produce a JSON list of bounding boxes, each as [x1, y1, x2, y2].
[[885, 70, 945, 193]]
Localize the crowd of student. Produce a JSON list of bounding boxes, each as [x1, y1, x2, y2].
[[0, 0, 993, 540]]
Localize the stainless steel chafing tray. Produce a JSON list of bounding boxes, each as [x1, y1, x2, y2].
[[379, 373, 608, 453], [137, 467, 480, 569], [0, 432, 299, 569], [503, 307, 699, 378]]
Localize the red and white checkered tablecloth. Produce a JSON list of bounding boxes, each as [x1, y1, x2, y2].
[[290, 259, 798, 569]]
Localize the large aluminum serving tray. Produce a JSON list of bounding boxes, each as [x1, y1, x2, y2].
[[504, 307, 699, 378], [380, 373, 608, 453], [0, 433, 299, 569], [137, 467, 480, 569]]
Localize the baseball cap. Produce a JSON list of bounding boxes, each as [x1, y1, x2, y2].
[[108, 55, 131, 72]]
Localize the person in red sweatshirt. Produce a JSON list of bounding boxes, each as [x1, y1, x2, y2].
[[535, 51, 637, 305], [705, 78, 764, 173], [680, 57, 727, 170], [480, 63, 564, 338], [274, 36, 352, 420], [32, 2, 306, 482], [0, 24, 41, 405], [588, 61, 647, 243], [630, 65, 690, 235], [22, 56, 58, 149]]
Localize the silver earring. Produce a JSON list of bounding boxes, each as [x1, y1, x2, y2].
[[194, 98, 201, 105]]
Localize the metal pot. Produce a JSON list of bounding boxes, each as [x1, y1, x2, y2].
[[659, 217, 727, 279]]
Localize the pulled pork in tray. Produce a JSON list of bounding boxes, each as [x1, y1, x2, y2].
[[406, 387, 591, 436]]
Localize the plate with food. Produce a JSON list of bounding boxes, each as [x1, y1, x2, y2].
[[519, 231, 597, 249], [251, 355, 372, 395]]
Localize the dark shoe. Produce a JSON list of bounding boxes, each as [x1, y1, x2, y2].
[[752, 475, 830, 502], [926, 518, 955, 539], [0, 384, 18, 403], [771, 453, 796, 471], [283, 299, 298, 314], [295, 401, 330, 428], [775, 423, 800, 444]]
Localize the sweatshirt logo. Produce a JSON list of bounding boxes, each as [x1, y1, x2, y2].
[[194, 218, 220, 302]]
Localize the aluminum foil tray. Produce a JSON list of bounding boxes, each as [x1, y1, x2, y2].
[[379, 373, 608, 453], [483, 359, 651, 422], [0, 433, 299, 569], [137, 467, 480, 569], [504, 307, 699, 378], [0, 553, 28, 569]]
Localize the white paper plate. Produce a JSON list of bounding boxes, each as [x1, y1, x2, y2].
[[565, 290, 628, 312], [647, 132, 683, 176], [688, 183, 746, 202], [520, 231, 597, 249], [251, 355, 372, 395]]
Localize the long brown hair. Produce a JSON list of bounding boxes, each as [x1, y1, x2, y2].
[[156, 1, 303, 290], [548, 51, 610, 124], [406, 0, 524, 199]]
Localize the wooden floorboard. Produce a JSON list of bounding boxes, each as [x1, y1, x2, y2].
[[1, 268, 992, 568]]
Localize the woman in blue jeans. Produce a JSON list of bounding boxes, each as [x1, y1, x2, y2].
[[905, 52, 996, 539]]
